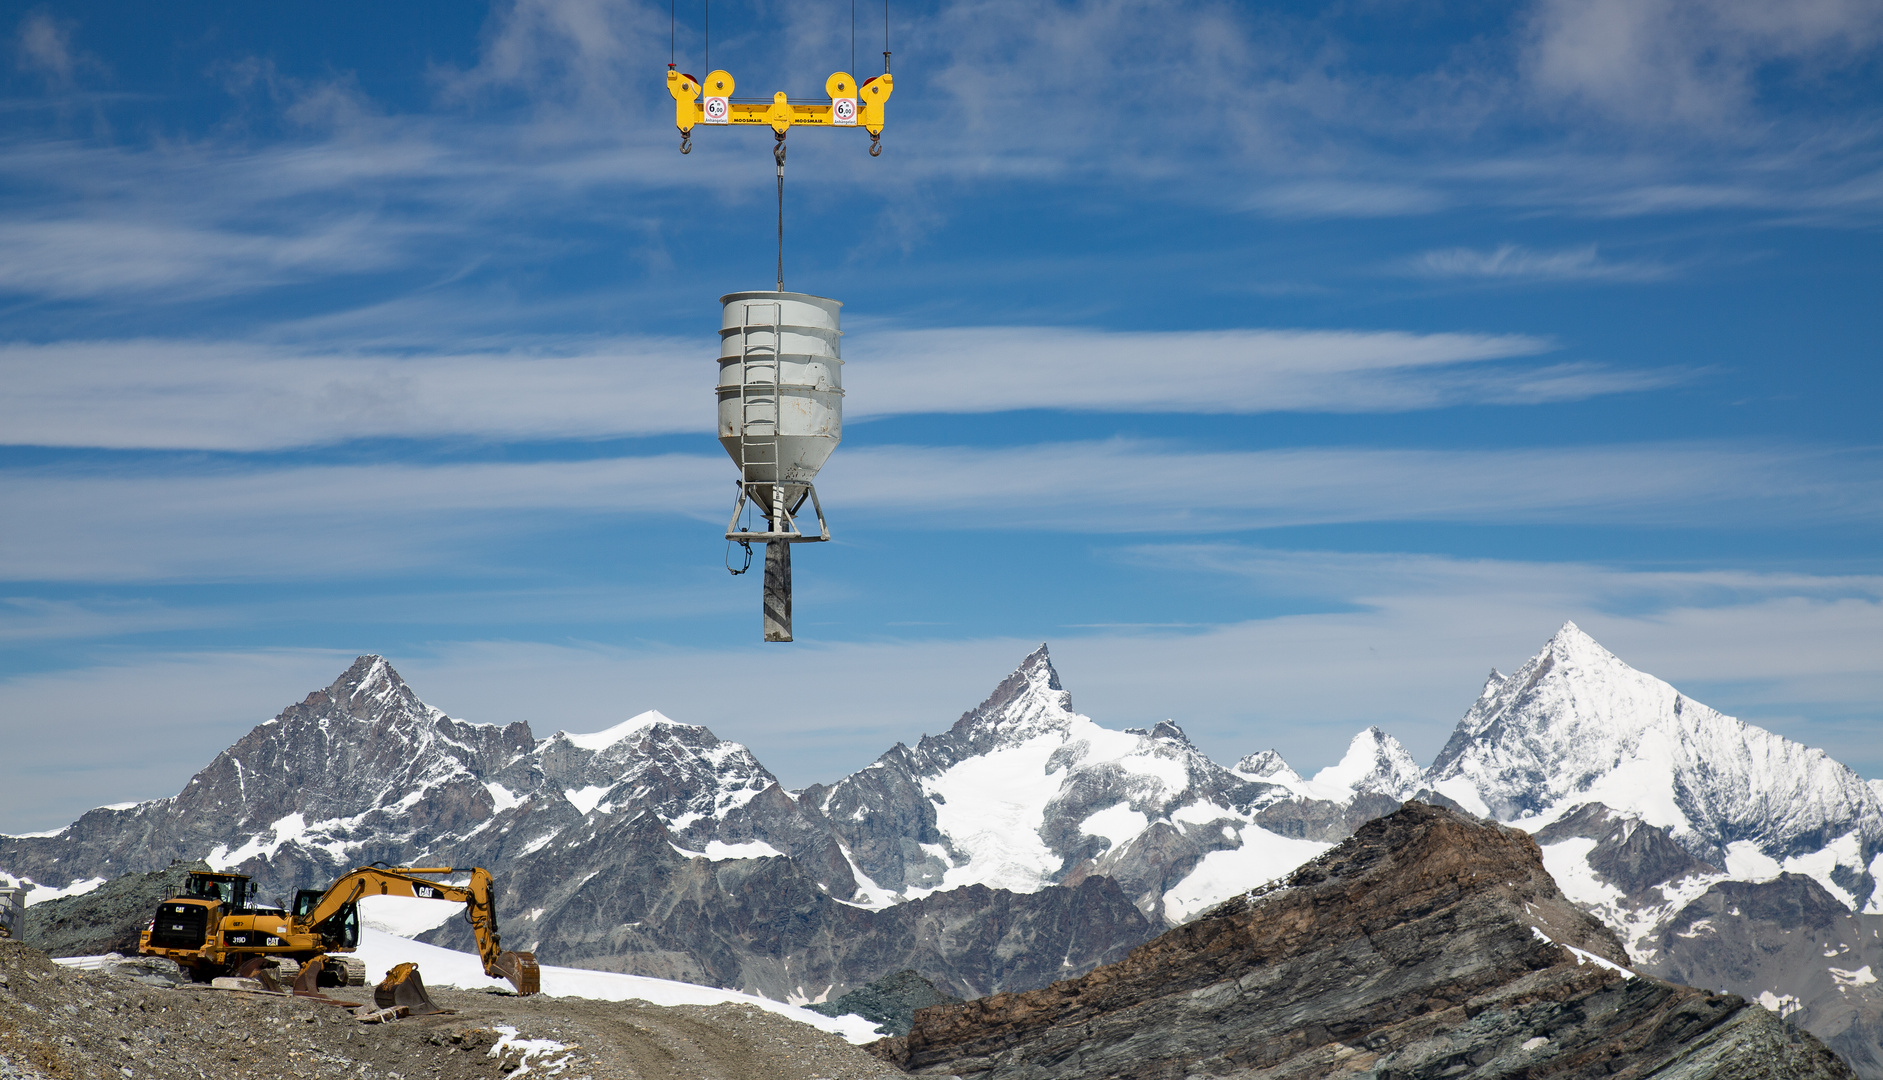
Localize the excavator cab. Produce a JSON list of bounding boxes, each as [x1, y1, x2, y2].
[[292, 889, 359, 949]]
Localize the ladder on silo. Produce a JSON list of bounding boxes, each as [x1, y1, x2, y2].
[[737, 300, 787, 535]]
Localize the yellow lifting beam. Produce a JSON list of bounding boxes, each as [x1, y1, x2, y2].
[[667, 68, 894, 154]]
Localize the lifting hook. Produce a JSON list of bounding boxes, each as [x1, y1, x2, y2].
[[679, 130, 692, 154], [868, 135, 881, 157]]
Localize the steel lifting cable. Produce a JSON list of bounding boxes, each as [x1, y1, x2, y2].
[[775, 133, 786, 293]]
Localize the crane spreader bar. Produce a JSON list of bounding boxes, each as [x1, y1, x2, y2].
[[667, 69, 895, 154]]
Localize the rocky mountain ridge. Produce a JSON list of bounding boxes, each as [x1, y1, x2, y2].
[[876, 802, 1854, 1079]]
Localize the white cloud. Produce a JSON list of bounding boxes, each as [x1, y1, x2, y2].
[[0, 216, 415, 301], [13, 11, 95, 91], [0, 454, 722, 581], [1524, 0, 1883, 129], [3, 440, 1876, 582], [4, 551, 1878, 834], [0, 325, 1670, 451], [1405, 243, 1669, 282], [0, 338, 700, 450], [822, 440, 1883, 532]]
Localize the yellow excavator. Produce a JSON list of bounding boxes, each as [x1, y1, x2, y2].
[[139, 865, 539, 996]]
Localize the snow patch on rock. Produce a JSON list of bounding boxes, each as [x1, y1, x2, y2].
[[1162, 827, 1333, 923]]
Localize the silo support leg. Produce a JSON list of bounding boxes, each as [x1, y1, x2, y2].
[[764, 541, 792, 642]]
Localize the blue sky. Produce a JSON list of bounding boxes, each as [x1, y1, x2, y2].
[[3, 0, 1881, 833]]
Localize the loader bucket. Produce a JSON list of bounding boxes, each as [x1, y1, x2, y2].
[[491, 951, 541, 996], [374, 962, 444, 1017]]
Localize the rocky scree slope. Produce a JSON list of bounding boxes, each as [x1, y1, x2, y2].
[[875, 802, 1855, 1080], [0, 940, 900, 1080], [1649, 873, 1883, 1079]]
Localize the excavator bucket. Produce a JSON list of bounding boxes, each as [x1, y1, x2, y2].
[[235, 956, 283, 992], [292, 956, 326, 995], [374, 962, 444, 1016], [490, 951, 541, 996]]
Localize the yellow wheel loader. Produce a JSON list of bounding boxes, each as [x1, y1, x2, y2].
[[139, 865, 539, 997]]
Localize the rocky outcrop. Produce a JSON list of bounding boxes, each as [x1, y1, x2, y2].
[[874, 803, 1854, 1079], [1650, 875, 1883, 1079], [811, 970, 963, 1036], [23, 861, 210, 957], [1534, 802, 1719, 902]]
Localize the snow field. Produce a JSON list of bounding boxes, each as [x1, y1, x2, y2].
[[1162, 827, 1333, 923], [352, 928, 883, 1044]]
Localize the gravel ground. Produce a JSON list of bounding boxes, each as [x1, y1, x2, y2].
[[0, 943, 907, 1080]]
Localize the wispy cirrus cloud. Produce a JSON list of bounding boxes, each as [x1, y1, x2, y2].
[[4, 440, 1877, 581], [1523, 0, 1883, 130], [0, 325, 1672, 450], [1402, 243, 1671, 282]]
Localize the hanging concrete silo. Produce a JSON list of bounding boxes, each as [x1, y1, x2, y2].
[[717, 291, 843, 642]]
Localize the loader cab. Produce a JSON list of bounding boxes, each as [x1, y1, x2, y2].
[[182, 871, 253, 912]]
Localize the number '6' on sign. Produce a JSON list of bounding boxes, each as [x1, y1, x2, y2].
[[832, 97, 857, 125], [705, 97, 730, 124]]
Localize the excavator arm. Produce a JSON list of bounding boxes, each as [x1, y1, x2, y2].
[[300, 866, 539, 994]]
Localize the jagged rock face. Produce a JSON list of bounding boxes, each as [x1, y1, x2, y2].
[[876, 802, 1856, 1080], [1428, 622, 1883, 910], [1536, 803, 1719, 902], [1649, 875, 1883, 1080], [800, 645, 1300, 924], [424, 811, 1156, 1003], [811, 969, 963, 1037], [1233, 748, 1300, 783], [24, 861, 211, 957]]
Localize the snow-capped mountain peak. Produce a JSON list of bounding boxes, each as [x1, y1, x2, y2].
[[1233, 749, 1302, 784], [944, 644, 1077, 751], [1427, 622, 1883, 912], [1309, 727, 1425, 802], [560, 710, 672, 752], [312, 654, 438, 723]]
